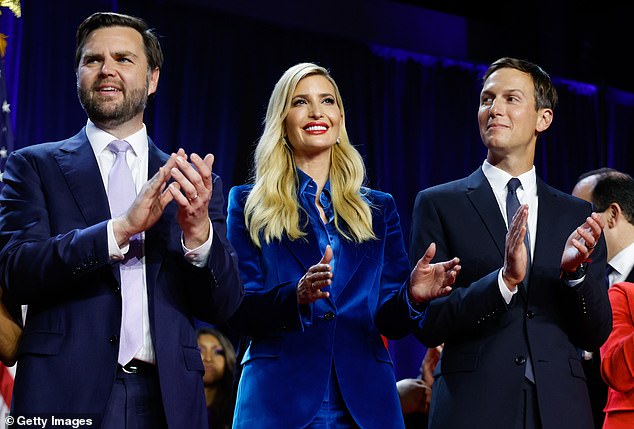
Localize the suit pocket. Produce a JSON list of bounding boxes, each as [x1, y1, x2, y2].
[[18, 330, 64, 356], [569, 358, 586, 380], [436, 352, 478, 376], [241, 336, 283, 365], [183, 345, 204, 372]]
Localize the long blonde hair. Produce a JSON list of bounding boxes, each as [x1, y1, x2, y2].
[[244, 62, 375, 247]]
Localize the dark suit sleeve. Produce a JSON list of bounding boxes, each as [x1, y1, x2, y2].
[[409, 189, 451, 265], [409, 189, 508, 347], [0, 150, 111, 304], [182, 174, 244, 324], [560, 230, 612, 351], [225, 186, 303, 337], [374, 193, 425, 339]]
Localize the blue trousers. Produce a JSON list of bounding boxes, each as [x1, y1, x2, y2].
[[306, 367, 359, 429], [101, 365, 168, 429]]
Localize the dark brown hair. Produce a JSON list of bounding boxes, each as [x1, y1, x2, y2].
[[483, 57, 558, 111], [75, 12, 163, 73]]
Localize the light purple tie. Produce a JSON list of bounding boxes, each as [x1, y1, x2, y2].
[[107, 140, 144, 365]]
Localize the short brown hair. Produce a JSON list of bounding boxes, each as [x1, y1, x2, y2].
[[483, 57, 558, 111], [75, 12, 163, 73]]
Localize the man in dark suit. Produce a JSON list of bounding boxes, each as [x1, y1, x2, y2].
[[573, 170, 634, 284], [409, 57, 612, 429], [572, 169, 634, 428], [0, 12, 243, 428]]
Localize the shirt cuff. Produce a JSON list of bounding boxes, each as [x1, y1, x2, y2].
[[406, 288, 427, 319], [498, 269, 518, 304], [563, 276, 585, 287], [181, 218, 214, 268], [107, 219, 129, 261]]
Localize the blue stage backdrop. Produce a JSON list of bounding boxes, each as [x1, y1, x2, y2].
[[1, 0, 633, 381]]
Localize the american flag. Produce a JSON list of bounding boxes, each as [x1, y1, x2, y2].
[[0, 33, 13, 187], [0, 3, 18, 411], [0, 364, 14, 415]]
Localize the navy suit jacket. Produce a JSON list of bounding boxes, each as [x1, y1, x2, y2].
[[409, 168, 612, 429], [227, 185, 422, 429], [0, 129, 243, 427]]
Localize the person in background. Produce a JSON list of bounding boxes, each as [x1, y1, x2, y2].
[[572, 168, 634, 428], [572, 168, 619, 204], [573, 170, 634, 285], [197, 327, 236, 429], [409, 57, 611, 429], [226, 62, 461, 429], [600, 281, 634, 429], [396, 344, 442, 428], [0, 12, 242, 428], [0, 287, 20, 366]]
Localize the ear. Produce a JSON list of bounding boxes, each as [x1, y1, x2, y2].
[[604, 202, 621, 229], [535, 108, 553, 133], [148, 67, 160, 96]]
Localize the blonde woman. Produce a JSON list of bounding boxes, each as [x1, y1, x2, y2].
[[226, 62, 460, 429]]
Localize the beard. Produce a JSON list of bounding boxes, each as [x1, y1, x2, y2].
[[78, 81, 149, 128]]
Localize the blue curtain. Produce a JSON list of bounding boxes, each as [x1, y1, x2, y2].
[[3, 0, 633, 380]]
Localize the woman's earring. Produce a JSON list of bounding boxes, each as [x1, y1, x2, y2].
[[336, 138, 341, 145]]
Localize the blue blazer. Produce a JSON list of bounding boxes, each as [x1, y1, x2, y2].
[[0, 129, 243, 428], [227, 185, 422, 429], [409, 168, 612, 429]]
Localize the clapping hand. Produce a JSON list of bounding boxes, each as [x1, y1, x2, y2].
[[297, 245, 333, 305], [409, 243, 460, 304]]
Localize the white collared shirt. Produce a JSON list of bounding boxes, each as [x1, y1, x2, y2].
[[482, 160, 538, 303], [86, 120, 156, 363], [608, 242, 634, 285], [86, 120, 213, 363]]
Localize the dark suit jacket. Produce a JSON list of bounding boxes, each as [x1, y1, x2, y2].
[[409, 167, 612, 429], [0, 129, 243, 428], [227, 185, 422, 429]]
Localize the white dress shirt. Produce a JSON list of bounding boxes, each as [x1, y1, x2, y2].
[[482, 160, 538, 303], [86, 120, 213, 363], [608, 242, 634, 285]]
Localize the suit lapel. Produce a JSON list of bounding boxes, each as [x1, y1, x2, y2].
[[53, 129, 110, 226], [284, 211, 322, 273], [532, 178, 564, 276], [283, 211, 368, 305], [465, 168, 507, 259], [147, 138, 168, 177], [333, 240, 367, 298], [144, 141, 170, 294]]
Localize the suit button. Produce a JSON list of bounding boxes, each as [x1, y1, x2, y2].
[[514, 356, 526, 365], [114, 285, 121, 293], [526, 311, 535, 319], [108, 335, 118, 345], [324, 311, 335, 320]]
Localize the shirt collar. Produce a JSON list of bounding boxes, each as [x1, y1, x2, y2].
[[85, 119, 149, 159], [482, 160, 537, 194], [610, 241, 634, 276], [297, 168, 331, 196]]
